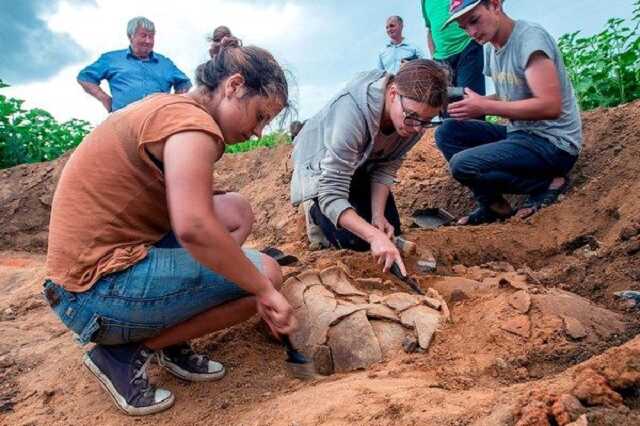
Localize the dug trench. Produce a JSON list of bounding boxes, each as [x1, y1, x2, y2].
[[1, 101, 640, 425]]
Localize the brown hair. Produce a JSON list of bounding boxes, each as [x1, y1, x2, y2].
[[196, 39, 289, 109], [209, 25, 232, 42], [393, 59, 449, 109]]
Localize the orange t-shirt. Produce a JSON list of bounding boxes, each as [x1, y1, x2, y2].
[[45, 94, 224, 292]]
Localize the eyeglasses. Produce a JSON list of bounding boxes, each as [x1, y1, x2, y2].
[[399, 95, 440, 129]]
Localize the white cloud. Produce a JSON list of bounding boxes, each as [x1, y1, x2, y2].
[[7, 0, 316, 125]]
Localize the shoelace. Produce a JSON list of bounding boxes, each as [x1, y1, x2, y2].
[[131, 349, 155, 398]]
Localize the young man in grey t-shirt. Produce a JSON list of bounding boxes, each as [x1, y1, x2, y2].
[[434, 0, 582, 225]]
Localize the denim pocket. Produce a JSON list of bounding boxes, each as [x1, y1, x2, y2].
[[82, 313, 163, 345], [43, 281, 79, 328]]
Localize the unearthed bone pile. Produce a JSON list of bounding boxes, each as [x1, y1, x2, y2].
[[281, 264, 449, 375]]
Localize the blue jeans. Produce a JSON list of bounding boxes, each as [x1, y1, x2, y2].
[[43, 233, 263, 346], [310, 168, 401, 251], [435, 119, 578, 206], [438, 40, 486, 96]]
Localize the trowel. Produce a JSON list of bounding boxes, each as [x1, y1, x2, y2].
[[281, 335, 315, 380], [390, 262, 425, 295]]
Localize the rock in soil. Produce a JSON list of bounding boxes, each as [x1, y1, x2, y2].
[[572, 368, 624, 408], [509, 290, 532, 314], [501, 315, 531, 339], [563, 316, 588, 340], [552, 394, 586, 426]]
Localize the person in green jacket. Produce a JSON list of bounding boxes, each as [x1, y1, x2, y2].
[[422, 0, 485, 97]]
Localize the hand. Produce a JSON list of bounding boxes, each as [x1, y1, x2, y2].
[[369, 231, 406, 274], [256, 287, 297, 336], [372, 215, 394, 239], [448, 88, 486, 120], [100, 95, 113, 113]]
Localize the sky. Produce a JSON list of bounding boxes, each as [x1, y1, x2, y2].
[[0, 0, 635, 127]]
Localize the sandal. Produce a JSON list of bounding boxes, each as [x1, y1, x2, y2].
[[460, 205, 513, 226], [519, 178, 570, 216]]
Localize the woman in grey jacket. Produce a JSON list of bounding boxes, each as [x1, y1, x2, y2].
[[290, 60, 448, 273]]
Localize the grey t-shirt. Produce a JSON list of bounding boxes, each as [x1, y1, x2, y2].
[[484, 20, 582, 156]]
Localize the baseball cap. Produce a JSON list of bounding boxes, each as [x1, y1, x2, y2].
[[442, 0, 482, 30]]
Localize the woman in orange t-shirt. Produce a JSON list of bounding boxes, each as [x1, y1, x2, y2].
[[43, 40, 297, 416]]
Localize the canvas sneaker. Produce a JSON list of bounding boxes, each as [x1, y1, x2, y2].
[[157, 342, 225, 382], [83, 343, 174, 416]]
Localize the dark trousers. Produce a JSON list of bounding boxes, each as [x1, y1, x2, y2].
[[310, 170, 401, 251], [434, 119, 577, 206], [438, 40, 486, 96]]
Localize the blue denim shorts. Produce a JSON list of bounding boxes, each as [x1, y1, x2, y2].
[[43, 236, 263, 346]]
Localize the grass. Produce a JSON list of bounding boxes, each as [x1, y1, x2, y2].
[[225, 132, 291, 154]]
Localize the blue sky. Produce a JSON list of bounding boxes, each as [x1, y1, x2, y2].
[[0, 0, 635, 126]]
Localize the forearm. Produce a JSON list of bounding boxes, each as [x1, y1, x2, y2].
[[177, 215, 273, 296], [337, 208, 383, 244], [482, 96, 561, 120], [371, 182, 390, 220], [427, 31, 436, 58], [78, 80, 110, 103]]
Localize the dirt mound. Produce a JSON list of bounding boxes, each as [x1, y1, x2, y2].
[[1, 100, 640, 424]]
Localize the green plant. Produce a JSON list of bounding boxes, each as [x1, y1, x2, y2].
[[0, 79, 91, 169], [559, 0, 640, 110], [225, 131, 291, 154]]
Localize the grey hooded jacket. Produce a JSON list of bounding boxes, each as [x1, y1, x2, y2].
[[290, 70, 424, 226]]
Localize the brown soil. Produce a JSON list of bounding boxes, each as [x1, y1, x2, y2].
[[1, 101, 640, 425]]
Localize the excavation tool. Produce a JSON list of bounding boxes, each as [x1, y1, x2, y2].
[[390, 262, 425, 295], [261, 246, 299, 266], [281, 335, 315, 380], [411, 208, 455, 229], [394, 236, 417, 255]]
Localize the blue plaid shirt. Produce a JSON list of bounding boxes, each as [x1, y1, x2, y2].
[[377, 40, 425, 74], [77, 48, 192, 111]]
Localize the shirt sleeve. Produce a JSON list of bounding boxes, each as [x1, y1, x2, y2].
[[518, 26, 558, 71], [317, 95, 370, 226], [422, 0, 431, 28], [370, 157, 404, 186], [77, 54, 110, 84], [166, 58, 192, 92]]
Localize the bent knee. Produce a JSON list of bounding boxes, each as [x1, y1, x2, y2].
[[219, 192, 255, 229], [449, 152, 474, 181], [261, 254, 283, 289]]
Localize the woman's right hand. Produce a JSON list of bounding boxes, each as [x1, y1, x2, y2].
[[369, 231, 406, 274], [256, 287, 297, 336]]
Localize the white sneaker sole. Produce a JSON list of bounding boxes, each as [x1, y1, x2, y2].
[[83, 354, 175, 416], [157, 353, 226, 382]]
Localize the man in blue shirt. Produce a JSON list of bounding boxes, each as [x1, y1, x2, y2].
[[77, 17, 192, 112], [377, 16, 424, 74]]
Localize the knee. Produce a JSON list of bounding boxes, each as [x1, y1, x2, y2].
[[435, 119, 460, 157], [261, 255, 283, 290], [226, 192, 255, 230], [449, 152, 474, 182]]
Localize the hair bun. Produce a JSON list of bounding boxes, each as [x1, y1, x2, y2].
[[219, 36, 242, 51]]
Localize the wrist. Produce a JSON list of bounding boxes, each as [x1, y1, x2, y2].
[[363, 226, 385, 244], [256, 279, 275, 299]]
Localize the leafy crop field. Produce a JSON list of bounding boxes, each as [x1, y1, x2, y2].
[[559, 0, 640, 110], [1, 1, 639, 169], [0, 80, 91, 169]]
